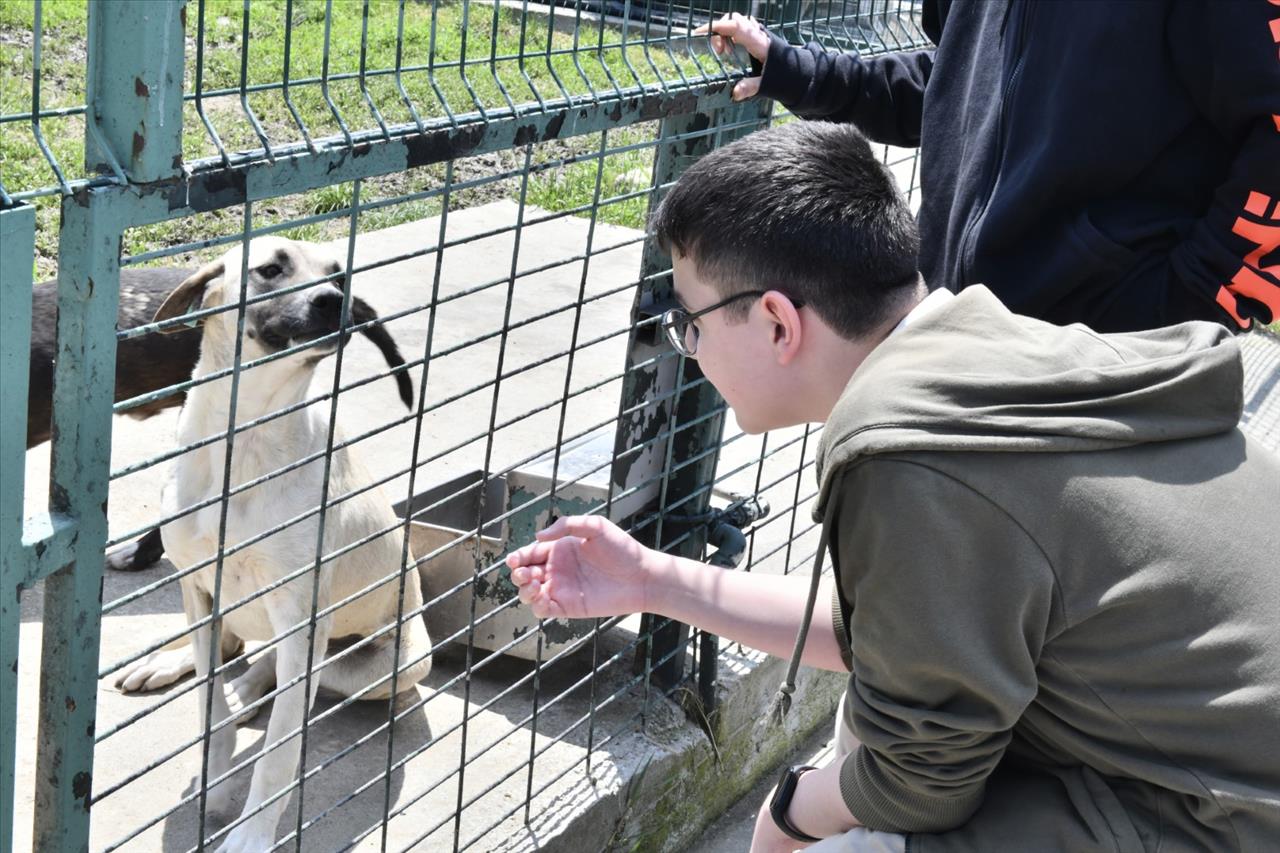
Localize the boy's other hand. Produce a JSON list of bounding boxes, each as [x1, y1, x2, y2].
[[693, 13, 770, 101], [505, 515, 664, 620]]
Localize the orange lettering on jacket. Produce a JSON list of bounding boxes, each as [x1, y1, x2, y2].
[[1216, 191, 1280, 327], [1218, 7, 1280, 327], [1269, 10, 1279, 135]]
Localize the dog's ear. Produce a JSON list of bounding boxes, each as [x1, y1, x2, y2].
[[350, 296, 414, 410], [326, 259, 348, 292], [153, 260, 225, 333]]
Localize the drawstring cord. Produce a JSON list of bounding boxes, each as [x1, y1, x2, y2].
[[770, 501, 834, 725]]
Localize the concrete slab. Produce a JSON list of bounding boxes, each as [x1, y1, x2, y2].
[[16, 200, 834, 852]]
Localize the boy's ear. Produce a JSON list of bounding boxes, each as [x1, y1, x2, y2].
[[760, 290, 803, 365]]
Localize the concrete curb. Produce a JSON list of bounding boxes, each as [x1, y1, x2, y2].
[[615, 658, 845, 852], [494, 647, 846, 853]]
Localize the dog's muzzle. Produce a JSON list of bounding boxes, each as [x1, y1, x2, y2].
[[252, 289, 414, 409], [257, 287, 350, 352]]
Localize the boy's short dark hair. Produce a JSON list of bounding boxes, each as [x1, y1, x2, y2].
[[650, 121, 921, 339]]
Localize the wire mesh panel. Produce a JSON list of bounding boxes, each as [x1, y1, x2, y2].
[[2, 1, 931, 850]]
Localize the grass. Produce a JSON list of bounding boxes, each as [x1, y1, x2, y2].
[[0, 0, 717, 277], [527, 127, 656, 231]]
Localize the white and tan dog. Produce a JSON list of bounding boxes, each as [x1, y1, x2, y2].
[[115, 237, 432, 853]]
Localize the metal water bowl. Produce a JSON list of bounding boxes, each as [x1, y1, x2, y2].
[[395, 467, 606, 661]]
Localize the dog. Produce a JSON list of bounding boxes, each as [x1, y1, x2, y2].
[[112, 237, 433, 853], [28, 261, 414, 572]]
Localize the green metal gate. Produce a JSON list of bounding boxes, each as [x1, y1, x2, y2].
[[1, 2, 929, 850]]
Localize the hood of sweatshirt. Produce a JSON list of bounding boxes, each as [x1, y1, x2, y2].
[[813, 286, 1243, 519], [767, 286, 1243, 725]]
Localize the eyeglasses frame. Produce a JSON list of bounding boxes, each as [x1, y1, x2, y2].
[[660, 289, 805, 357]]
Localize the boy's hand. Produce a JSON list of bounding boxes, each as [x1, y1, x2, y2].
[[505, 515, 665, 620], [693, 13, 772, 101]]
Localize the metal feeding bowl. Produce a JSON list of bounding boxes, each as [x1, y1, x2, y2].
[[395, 433, 623, 661]]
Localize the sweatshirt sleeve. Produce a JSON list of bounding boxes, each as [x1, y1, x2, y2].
[[831, 459, 1058, 833], [756, 30, 934, 147], [1164, 0, 1280, 328]]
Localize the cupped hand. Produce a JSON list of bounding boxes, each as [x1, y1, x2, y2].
[[693, 13, 772, 101], [505, 515, 665, 620]]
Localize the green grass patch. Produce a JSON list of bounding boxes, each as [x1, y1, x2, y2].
[[527, 124, 657, 231]]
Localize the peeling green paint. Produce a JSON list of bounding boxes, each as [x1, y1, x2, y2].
[[506, 484, 603, 547], [473, 562, 521, 605]]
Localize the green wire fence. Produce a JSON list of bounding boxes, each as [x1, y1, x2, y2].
[[0, 2, 929, 850]]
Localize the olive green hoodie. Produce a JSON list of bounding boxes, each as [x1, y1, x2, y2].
[[795, 286, 1280, 852]]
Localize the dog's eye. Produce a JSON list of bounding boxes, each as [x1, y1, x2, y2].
[[256, 263, 283, 279]]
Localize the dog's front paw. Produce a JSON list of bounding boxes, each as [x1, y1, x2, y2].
[[224, 667, 272, 725], [202, 778, 235, 816], [114, 647, 195, 692], [215, 819, 277, 853]]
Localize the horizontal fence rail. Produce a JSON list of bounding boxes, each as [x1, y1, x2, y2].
[[1, 0, 929, 203], [1, 1, 931, 851]]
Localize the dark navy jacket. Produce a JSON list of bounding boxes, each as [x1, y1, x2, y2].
[[758, 0, 1280, 332]]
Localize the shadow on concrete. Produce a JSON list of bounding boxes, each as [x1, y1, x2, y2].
[[20, 554, 183, 623], [158, 689, 431, 852]]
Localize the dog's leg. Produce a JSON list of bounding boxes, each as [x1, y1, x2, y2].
[[183, 583, 236, 818], [320, 615, 433, 701], [224, 647, 275, 724], [105, 527, 166, 572], [319, 558, 433, 701], [218, 598, 332, 853], [115, 623, 242, 693], [225, 609, 433, 714]]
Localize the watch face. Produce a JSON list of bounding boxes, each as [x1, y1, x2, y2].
[[769, 766, 794, 809]]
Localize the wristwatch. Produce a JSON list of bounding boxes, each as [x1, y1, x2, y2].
[[769, 764, 821, 843]]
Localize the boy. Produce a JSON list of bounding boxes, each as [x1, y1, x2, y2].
[[506, 122, 1280, 852]]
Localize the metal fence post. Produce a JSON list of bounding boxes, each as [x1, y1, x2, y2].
[[613, 97, 771, 694], [1, 202, 37, 853], [31, 190, 122, 853], [84, 0, 187, 183]]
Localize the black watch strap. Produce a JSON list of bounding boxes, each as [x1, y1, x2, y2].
[[769, 764, 821, 843]]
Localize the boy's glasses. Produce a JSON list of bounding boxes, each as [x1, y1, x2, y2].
[[660, 290, 804, 357]]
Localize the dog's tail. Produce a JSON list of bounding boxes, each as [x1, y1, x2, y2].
[[350, 297, 414, 410]]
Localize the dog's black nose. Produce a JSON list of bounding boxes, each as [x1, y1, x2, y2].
[[309, 287, 345, 324]]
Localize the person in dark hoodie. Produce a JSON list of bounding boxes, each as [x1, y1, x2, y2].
[[695, 1, 1280, 333], [505, 122, 1280, 852]]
